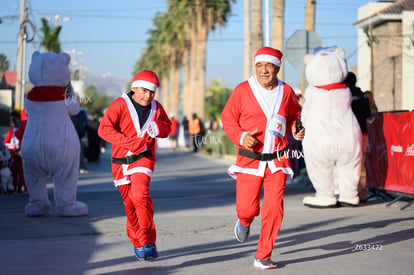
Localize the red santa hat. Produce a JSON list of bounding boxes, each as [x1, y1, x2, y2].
[[131, 70, 160, 92], [254, 47, 283, 67]]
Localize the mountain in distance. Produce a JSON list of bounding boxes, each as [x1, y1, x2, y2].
[[84, 73, 129, 99]]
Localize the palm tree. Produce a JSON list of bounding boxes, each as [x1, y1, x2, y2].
[[181, 0, 233, 119], [252, 0, 263, 54], [40, 18, 62, 52], [0, 54, 10, 73], [134, 0, 233, 119], [0, 54, 10, 83], [133, 6, 186, 117], [244, 0, 252, 80]]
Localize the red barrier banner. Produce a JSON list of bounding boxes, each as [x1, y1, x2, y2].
[[382, 111, 414, 195], [366, 111, 414, 195], [366, 113, 387, 190]]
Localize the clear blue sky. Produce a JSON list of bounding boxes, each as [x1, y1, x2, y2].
[[1, 0, 373, 89]]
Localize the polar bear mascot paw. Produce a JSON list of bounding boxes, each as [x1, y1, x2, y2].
[[300, 46, 362, 208], [21, 51, 88, 217]]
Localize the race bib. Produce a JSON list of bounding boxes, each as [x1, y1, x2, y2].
[[269, 114, 286, 139]]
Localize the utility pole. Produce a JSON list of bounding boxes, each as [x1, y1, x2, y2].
[[264, 0, 270, 46], [244, 0, 252, 80], [272, 0, 285, 79], [368, 23, 375, 94], [304, 0, 316, 31], [300, 0, 316, 95], [252, 0, 263, 54], [16, 0, 27, 111]]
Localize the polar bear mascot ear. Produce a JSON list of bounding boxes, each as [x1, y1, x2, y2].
[[28, 51, 71, 87], [304, 46, 348, 87]]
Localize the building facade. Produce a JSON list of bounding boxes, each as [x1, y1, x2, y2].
[[354, 0, 414, 111]]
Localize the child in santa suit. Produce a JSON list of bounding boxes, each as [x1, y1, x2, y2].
[[98, 70, 171, 261]]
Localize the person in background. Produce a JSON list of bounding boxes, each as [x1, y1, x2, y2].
[[344, 72, 372, 203], [364, 91, 378, 114], [4, 111, 24, 192], [207, 114, 219, 132], [86, 116, 101, 163], [169, 114, 179, 150], [181, 116, 190, 149], [98, 70, 171, 261], [14, 109, 28, 192], [71, 106, 89, 174], [188, 113, 205, 153], [221, 47, 304, 270], [0, 143, 13, 194]]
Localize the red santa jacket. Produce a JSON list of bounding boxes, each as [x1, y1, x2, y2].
[[98, 93, 171, 186], [221, 77, 301, 179]]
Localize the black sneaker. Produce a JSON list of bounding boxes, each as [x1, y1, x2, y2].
[[234, 219, 250, 243], [253, 257, 277, 270]]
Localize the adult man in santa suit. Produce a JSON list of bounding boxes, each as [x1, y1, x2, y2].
[[221, 47, 305, 270], [98, 70, 171, 261]]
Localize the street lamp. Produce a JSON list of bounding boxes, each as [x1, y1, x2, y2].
[[45, 14, 71, 27]]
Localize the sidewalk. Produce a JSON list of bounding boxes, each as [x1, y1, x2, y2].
[[0, 148, 413, 275]]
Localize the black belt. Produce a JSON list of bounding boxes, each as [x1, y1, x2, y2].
[[239, 148, 285, 161], [112, 151, 152, 165]]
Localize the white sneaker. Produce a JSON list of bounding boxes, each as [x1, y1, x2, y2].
[[253, 258, 277, 270], [253, 258, 277, 269]]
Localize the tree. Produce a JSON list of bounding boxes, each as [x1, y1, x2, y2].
[[40, 18, 62, 52], [204, 79, 232, 119], [134, 0, 234, 120], [244, 0, 252, 80], [83, 85, 114, 118], [0, 54, 10, 73], [252, 0, 263, 54], [184, 0, 234, 119]]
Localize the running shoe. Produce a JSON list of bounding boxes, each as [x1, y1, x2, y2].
[[134, 244, 158, 261], [253, 257, 277, 270], [234, 219, 250, 243]]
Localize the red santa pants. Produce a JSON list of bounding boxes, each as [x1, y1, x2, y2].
[[118, 173, 156, 248], [236, 167, 287, 261]]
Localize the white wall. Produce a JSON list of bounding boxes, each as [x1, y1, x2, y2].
[[401, 11, 414, 110], [356, 3, 391, 92]]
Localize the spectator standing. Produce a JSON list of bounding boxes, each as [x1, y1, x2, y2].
[[71, 107, 89, 173], [364, 91, 378, 114], [0, 143, 13, 194], [169, 114, 179, 149], [189, 113, 205, 153], [182, 116, 190, 149], [4, 111, 25, 192], [344, 72, 372, 202], [86, 116, 101, 162]]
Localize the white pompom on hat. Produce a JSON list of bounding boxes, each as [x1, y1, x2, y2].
[[131, 70, 160, 92], [254, 47, 283, 67]]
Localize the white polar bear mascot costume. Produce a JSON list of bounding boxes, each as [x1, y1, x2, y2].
[[301, 46, 362, 208], [21, 51, 88, 217]]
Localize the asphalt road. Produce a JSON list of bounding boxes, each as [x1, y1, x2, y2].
[[1, 147, 414, 275]]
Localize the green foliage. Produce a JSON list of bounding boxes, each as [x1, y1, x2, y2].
[[83, 85, 114, 118], [40, 18, 62, 53], [0, 54, 10, 73], [204, 79, 232, 119], [203, 129, 237, 156]]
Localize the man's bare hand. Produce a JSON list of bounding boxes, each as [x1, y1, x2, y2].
[[292, 123, 305, 141], [243, 129, 259, 149]]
